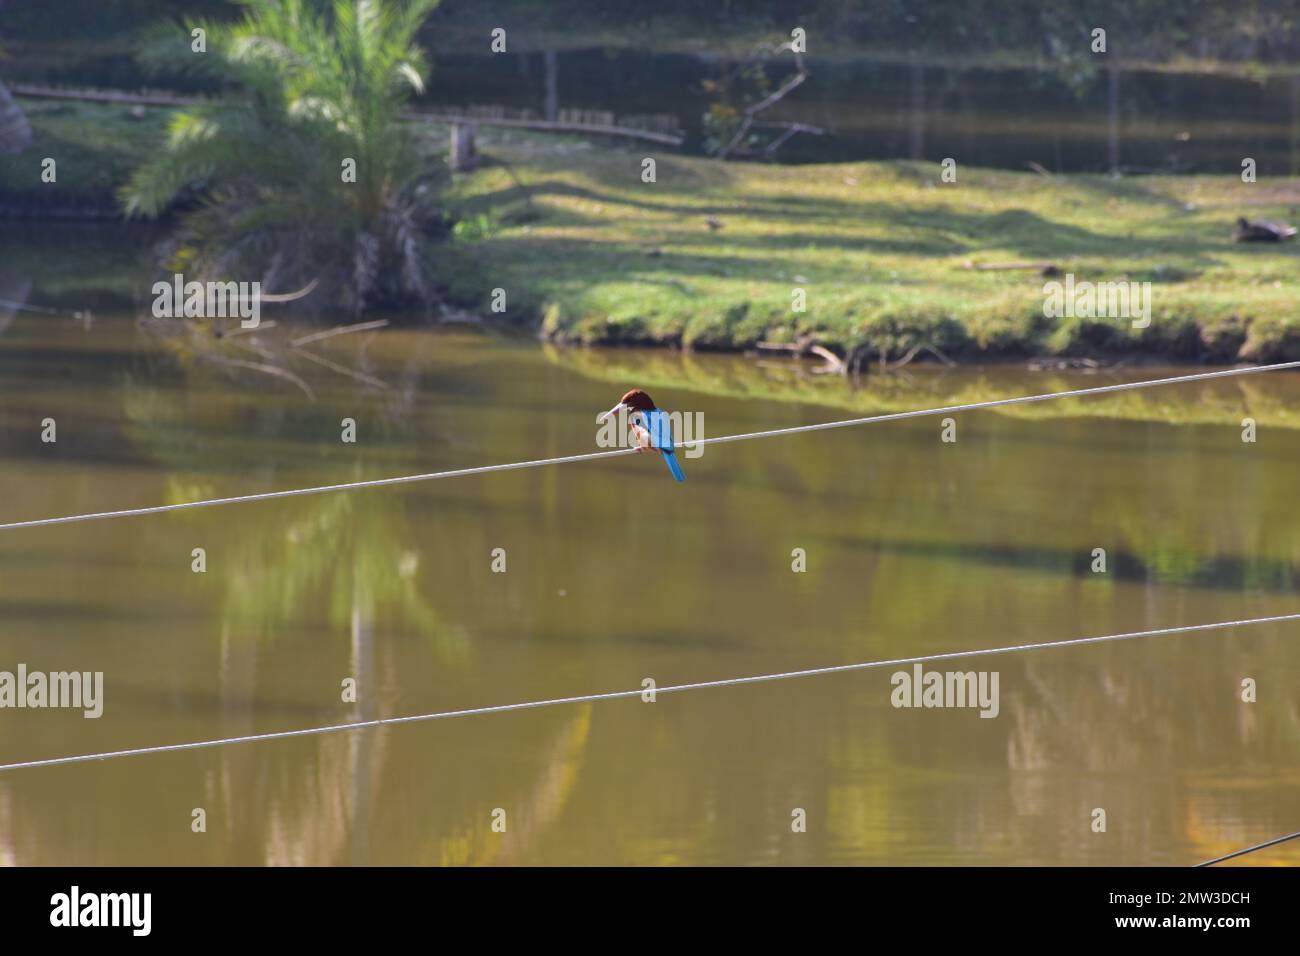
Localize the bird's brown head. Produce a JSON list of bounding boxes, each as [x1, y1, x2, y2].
[[598, 388, 657, 422], [618, 389, 656, 412]]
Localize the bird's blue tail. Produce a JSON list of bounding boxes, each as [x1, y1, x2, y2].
[[663, 450, 686, 482]]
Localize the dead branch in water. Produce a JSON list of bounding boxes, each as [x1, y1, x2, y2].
[[219, 320, 278, 338], [759, 336, 955, 375], [224, 334, 279, 363], [289, 318, 389, 348], [293, 347, 390, 390], [757, 335, 847, 374], [886, 342, 956, 369], [259, 277, 320, 303], [198, 353, 316, 401], [807, 344, 847, 374]]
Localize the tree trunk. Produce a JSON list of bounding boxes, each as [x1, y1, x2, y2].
[[449, 121, 478, 171], [909, 59, 925, 160], [1291, 73, 1299, 176], [1107, 66, 1120, 174], [544, 50, 559, 122]]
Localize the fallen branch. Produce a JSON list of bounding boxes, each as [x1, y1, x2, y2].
[[887, 342, 956, 369], [224, 335, 279, 362], [218, 319, 278, 338], [756, 335, 846, 374], [808, 344, 846, 374], [293, 347, 390, 390], [289, 318, 388, 348], [259, 277, 320, 303], [198, 354, 316, 401]]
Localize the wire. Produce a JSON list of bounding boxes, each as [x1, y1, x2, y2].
[[0, 297, 89, 319], [1, 611, 1295, 773], [3, 360, 1297, 532], [1195, 829, 1300, 867]]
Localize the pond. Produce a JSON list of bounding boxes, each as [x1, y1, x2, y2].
[[421, 49, 1300, 172], [1, 226, 1299, 864]]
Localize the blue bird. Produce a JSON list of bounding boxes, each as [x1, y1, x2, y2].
[[598, 388, 686, 482]]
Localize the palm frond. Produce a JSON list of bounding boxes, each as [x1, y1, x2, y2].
[[122, 0, 444, 309]]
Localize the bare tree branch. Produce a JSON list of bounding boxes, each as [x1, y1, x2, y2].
[[199, 354, 316, 401], [289, 318, 389, 348], [292, 347, 391, 390], [717, 44, 811, 160]]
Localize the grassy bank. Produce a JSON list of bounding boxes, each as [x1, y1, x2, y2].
[[6, 100, 1300, 362], [0, 96, 172, 216], [435, 133, 1300, 361]]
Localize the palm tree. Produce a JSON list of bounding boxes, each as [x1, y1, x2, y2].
[[122, 0, 443, 311]]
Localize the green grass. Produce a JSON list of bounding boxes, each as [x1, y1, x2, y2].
[[433, 133, 1300, 361], [0, 97, 173, 214], [6, 101, 1300, 362]]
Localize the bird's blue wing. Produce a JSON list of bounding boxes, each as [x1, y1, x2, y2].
[[644, 410, 674, 452], [645, 410, 686, 482]]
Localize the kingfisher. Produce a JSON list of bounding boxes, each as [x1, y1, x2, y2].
[[598, 388, 686, 481]]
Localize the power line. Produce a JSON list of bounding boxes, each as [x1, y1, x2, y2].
[[3, 360, 1298, 532], [0, 297, 89, 319], [1, 611, 1295, 773], [1195, 829, 1300, 867]]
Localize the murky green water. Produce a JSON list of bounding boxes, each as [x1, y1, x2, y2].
[[2, 309, 1300, 865]]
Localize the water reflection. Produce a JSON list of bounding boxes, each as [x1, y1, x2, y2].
[[1, 312, 1299, 864], [420, 50, 1300, 172]]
